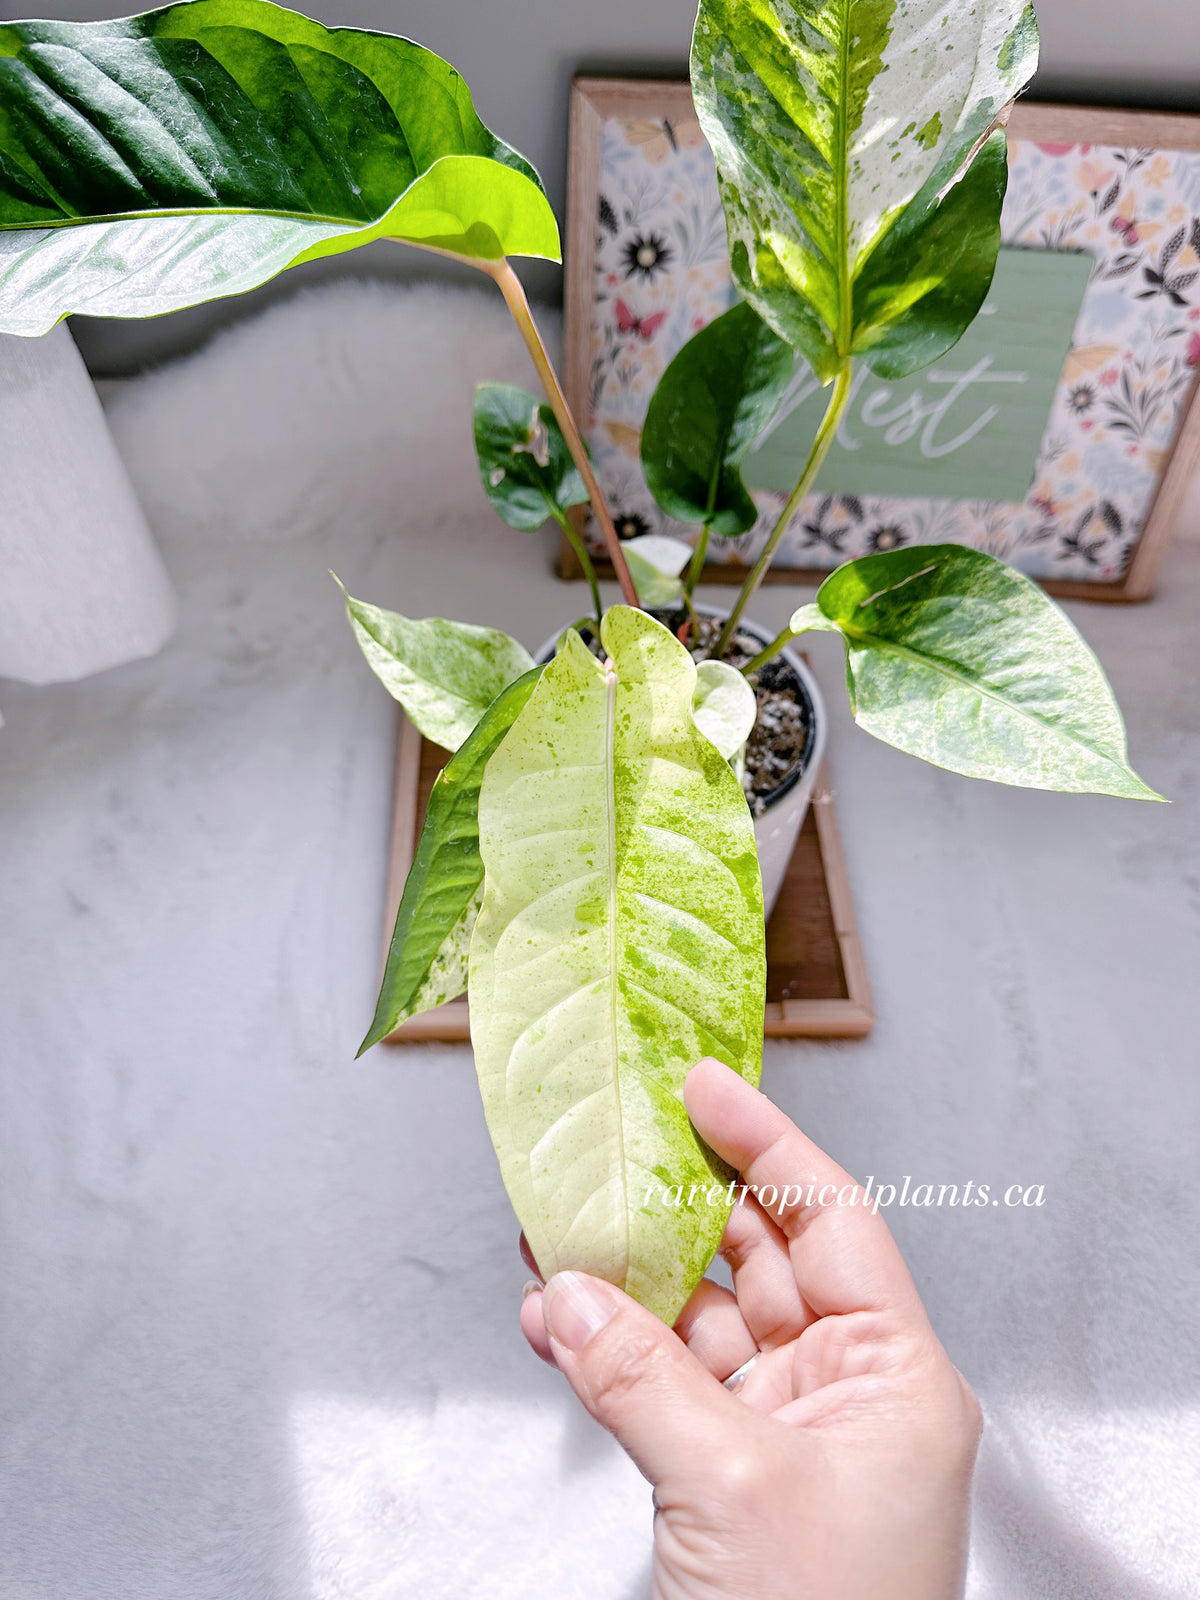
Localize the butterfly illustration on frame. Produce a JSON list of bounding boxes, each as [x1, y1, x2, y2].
[[1109, 209, 1163, 248], [614, 299, 667, 341], [624, 117, 705, 164]]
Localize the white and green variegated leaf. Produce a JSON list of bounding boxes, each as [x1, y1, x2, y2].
[[622, 534, 693, 608], [342, 586, 534, 752], [359, 668, 542, 1054], [469, 607, 765, 1323], [691, 0, 1039, 381], [693, 658, 758, 760], [0, 0, 560, 336], [789, 545, 1163, 800], [372, 883, 481, 1045]]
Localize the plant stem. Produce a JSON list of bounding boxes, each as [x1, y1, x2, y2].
[[486, 259, 639, 608], [712, 361, 853, 661], [741, 624, 797, 677], [554, 510, 603, 625], [685, 522, 710, 601]]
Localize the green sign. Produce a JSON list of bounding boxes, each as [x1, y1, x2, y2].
[[743, 248, 1092, 504]]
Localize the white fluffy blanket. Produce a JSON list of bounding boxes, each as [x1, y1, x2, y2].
[[1, 280, 1197, 1599]]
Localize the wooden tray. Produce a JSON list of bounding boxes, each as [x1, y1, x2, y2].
[[380, 714, 874, 1043]]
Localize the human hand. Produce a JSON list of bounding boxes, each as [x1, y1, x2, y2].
[[519, 1057, 981, 1600]]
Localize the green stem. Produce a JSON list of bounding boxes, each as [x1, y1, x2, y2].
[[712, 361, 854, 661], [487, 259, 639, 608], [555, 510, 603, 625], [741, 624, 797, 678], [685, 522, 711, 602]]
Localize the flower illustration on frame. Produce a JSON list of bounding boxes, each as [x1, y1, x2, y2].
[[1136, 221, 1200, 306], [622, 232, 674, 282], [1068, 382, 1097, 415], [867, 524, 909, 553], [614, 509, 653, 542]]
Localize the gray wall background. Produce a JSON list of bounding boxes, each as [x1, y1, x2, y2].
[[5, 0, 1200, 374]]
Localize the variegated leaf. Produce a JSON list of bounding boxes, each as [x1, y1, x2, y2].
[[342, 587, 535, 752], [691, 0, 1040, 381], [468, 608, 765, 1323], [622, 534, 693, 607], [789, 545, 1163, 799], [692, 659, 758, 760], [0, 1, 560, 335], [359, 668, 542, 1054]]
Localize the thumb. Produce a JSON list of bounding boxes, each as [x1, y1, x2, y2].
[[539, 1270, 756, 1488]]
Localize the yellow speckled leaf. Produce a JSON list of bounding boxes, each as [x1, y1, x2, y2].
[[468, 607, 765, 1323]]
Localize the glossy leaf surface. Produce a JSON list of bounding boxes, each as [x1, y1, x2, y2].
[[0, 0, 560, 335], [641, 300, 793, 534], [359, 668, 542, 1054], [691, 0, 1039, 381], [791, 546, 1162, 800], [469, 608, 765, 1322], [473, 383, 587, 531], [343, 588, 534, 752]]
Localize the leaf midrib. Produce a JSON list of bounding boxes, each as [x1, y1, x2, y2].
[[602, 658, 629, 1281], [839, 620, 1124, 774], [835, 0, 852, 358], [0, 148, 514, 233]]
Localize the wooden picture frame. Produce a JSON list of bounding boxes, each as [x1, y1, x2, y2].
[[380, 712, 875, 1045], [563, 83, 1200, 602]]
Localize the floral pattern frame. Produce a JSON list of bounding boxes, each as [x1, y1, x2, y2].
[[563, 82, 1200, 602]]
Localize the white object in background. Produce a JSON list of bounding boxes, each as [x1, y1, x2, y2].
[[0, 324, 175, 688]]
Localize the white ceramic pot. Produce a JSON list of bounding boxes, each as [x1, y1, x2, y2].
[[703, 607, 826, 919], [535, 607, 826, 921]]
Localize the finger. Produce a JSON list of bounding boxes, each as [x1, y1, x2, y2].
[[685, 1059, 924, 1324], [519, 1283, 556, 1365], [539, 1270, 757, 1487], [672, 1277, 757, 1380], [720, 1190, 817, 1348], [519, 1232, 544, 1283]]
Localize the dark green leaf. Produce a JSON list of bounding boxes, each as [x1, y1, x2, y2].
[[0, 0, 560, 335], [852, 131, 1009, 381], [359, 667, 542, 1054], [473, 383, 587, 531], [792, 546, 1162, 800], [691, 0, 1039, 382], [641, 300, 792, 535]]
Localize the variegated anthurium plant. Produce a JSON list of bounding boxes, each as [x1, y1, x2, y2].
[[0, 0, 1163, 1321]]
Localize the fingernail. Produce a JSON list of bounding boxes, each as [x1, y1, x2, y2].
[[521, 1278, 541, 1301], [541, 1271, 618, 1352]]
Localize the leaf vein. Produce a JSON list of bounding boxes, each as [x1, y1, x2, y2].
[[841, 623, 1126, 771]]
